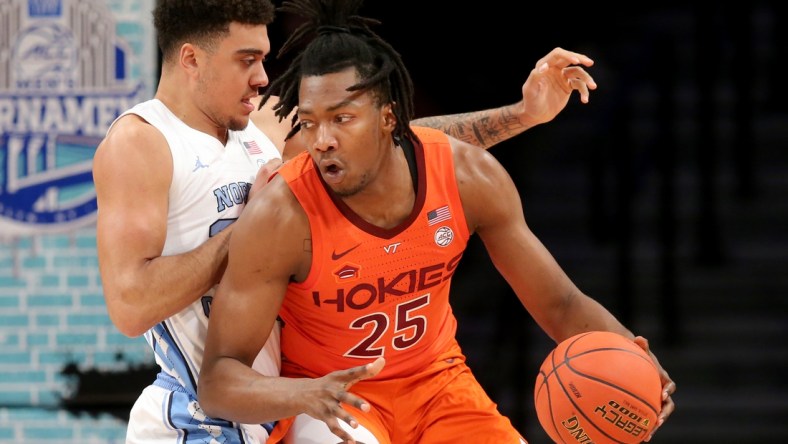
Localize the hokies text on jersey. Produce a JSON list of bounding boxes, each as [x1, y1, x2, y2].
[[311, 251, 464, 312]]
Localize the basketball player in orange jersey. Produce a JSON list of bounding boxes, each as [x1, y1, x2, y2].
[[198, 0, 676, 443], [95, 0, 599, 441]]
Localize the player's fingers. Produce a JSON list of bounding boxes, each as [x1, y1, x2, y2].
[[659, 376, 676, 414], [365, 356, 385, 376], [337, 388, 372, 413], [567, 79, 590, 103], [257, 158, 284, 182], [633, 336, 667, 375], [570, 52, 594, 67], [341, 357, 385, 388], [324, 416, 357, 444], [662, 379, 677, 397], [248, 158, 284, 201], [660, 391, 675, 417], [539, 47, 594, 69], [561, 66, 597, 90], [335, 400, 360, 427], [633, 335, 651, 353], [646, 392, 675, 442], [660, 393, 675, 421], [535, 53, 577, 71]]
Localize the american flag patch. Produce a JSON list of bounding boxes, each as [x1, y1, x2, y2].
[[243, 140, 262, 155], [427, 205, 451, 226]]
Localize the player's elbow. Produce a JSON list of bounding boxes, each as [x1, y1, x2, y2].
[[103, 286, 153, 337], [106, 305, 149, 338], [197, 388, 218, 418], [111, 318, 149, 338], [197, 367, 221, 418]]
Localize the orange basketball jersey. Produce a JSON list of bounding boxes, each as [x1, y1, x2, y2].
[[276, 126, 470, 379]]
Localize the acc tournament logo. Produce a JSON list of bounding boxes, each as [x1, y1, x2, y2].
[[434, 226, 454, 247], [0, 0, 155, 235]]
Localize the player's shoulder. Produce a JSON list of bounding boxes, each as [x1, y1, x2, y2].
[[104, 112, 162, 144], [97, 111, 168, 165], [409, 125, 485, 167], [242, 173, 306, 235], [410, 125, 478, 158], [411, 125, 448, 144], [276, 150, 314, 181]]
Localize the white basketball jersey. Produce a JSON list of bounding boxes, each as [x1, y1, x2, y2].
[[116, 99, 282, 397]]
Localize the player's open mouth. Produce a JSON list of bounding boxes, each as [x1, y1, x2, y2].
[[320, 160, 345, 184]]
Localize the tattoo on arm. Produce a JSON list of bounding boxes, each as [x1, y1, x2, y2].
[[411, 103, 528, 149]]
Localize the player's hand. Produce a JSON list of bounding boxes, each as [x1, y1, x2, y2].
[[299, 357, 385, 444], [633, 336, 676, 442], [248, 158, 284, 202], [519, 47, 597, 127]]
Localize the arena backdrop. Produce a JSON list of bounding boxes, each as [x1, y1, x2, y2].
[[0, 1, 156, 442], [0, 0, 156, 236]]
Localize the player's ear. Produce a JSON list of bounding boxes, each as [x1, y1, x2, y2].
[[180, 43, 200, 73], [381, 103, 396, 131]]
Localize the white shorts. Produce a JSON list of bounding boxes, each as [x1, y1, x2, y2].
[[126, 324, 281, 444], [283, 414, 379, 444], [125, 382, 270, 444]]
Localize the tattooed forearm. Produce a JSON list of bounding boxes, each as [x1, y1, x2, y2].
[[411, 102, 530, 149]]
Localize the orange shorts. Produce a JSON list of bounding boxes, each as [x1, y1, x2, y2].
[[268, 343, 526, 444]]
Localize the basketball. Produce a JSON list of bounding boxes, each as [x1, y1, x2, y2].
[[534, 331, 662, 444]]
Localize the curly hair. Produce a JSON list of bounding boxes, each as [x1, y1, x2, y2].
[[261, 0, 416, 143], [154, 0, 276, 62]]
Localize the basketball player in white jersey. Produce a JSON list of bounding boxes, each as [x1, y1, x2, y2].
[[92, 0, 598, 442]]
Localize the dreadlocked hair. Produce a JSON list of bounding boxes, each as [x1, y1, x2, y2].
[[261, 0, 416, 142]]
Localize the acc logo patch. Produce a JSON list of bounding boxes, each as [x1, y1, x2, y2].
[[434, 226, 454, 247]]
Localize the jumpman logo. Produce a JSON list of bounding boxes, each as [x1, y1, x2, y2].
[[193, 156, 209, 172]]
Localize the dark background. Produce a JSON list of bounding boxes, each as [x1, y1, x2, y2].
[[66, 3, 788, 443], [264, 2, 788, 442]]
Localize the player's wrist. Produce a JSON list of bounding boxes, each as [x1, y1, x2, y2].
[[512, 101, 541, 130]]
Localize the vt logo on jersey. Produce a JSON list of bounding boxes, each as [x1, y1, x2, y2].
[[0, 0, 155, 235]]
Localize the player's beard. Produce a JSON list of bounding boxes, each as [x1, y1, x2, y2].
[[226, 114, 248, 132], [328, 170, 370, 198], [196, 73, 248, 132]]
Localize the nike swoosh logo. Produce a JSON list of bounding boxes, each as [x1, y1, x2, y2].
[[331, 244, 361, 260]]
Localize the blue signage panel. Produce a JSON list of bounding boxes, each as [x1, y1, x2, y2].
[[0, 0, 156, 235]]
